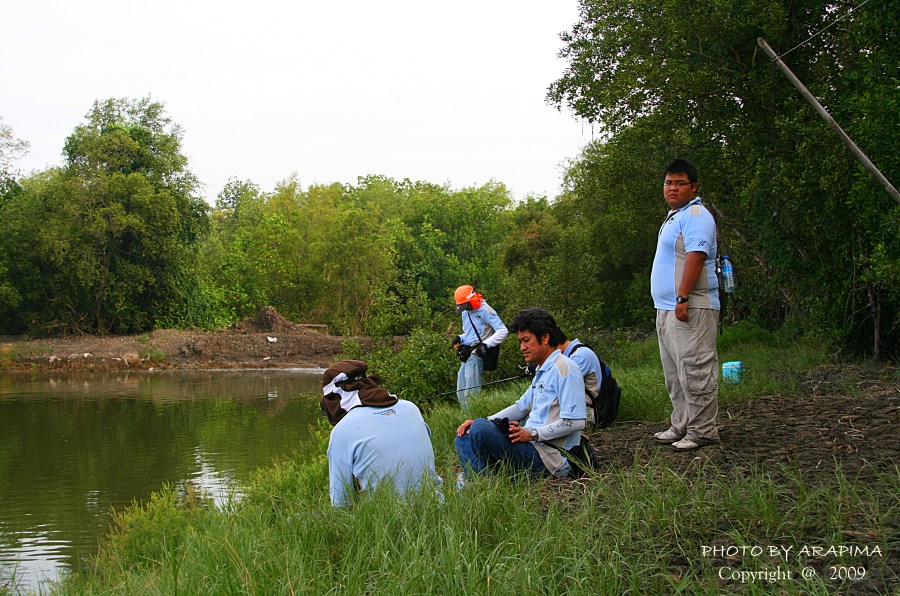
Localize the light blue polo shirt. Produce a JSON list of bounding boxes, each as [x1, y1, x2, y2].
[[515, 349, 586, 451], [651, 197, 720, 310], [327, 399, 443, 507], [563, 339, 604, 403], [459, 300, 508, 347]]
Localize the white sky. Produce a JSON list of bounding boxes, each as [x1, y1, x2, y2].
[[1, 1, 594, 204]]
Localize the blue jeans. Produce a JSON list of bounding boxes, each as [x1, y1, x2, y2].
[[456, 353, 484, 408], [455, 418, 547, 478]]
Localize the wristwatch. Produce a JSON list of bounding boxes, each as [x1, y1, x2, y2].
[[529, 428, 538, 441], [676, 295, 689, 304]]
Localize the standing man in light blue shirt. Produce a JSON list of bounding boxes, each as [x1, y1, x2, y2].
[[452, 285, 508, 408], [650, 159, 720, 451]]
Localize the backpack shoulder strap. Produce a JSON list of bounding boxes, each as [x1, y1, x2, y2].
[[466, 311, 483, 344]]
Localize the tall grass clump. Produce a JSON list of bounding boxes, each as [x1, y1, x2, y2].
[[58, 446, 897, 595]]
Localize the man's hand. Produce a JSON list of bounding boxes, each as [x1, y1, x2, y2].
[[675, 301, 689, 322], [473, 343, 487, 357], [456, 419, 474, 437], [452, 335, 462, 349], [507, 420, 532, 443]]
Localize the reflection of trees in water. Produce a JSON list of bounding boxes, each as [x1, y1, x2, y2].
[[0, 370, 324, 589]]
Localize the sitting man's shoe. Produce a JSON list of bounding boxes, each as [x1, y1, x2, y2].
[[653, 428, 683, 444], [455, 472, 467, 490], [672, 437, 717, 451]]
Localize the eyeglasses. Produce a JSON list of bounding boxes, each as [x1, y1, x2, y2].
[[664, 180, 694, 188]]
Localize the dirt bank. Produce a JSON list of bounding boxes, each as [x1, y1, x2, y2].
[[587, 364, 899, 485], [0, 307, 346, 371]]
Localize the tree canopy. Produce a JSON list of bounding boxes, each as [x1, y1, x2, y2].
[[548, 0, 899, 359], [0, 0, 896, 366], [0, 99, 212, 333]]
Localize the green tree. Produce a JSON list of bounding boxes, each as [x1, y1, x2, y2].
[[0, 116, 29, 200], [0, 98, 211, 333], [0, 118, 29, 319], [215, 177, 261, 213], [549, 0, 899, 357]]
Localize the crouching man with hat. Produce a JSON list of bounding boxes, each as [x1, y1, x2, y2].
[[322, 360, 444, 507]]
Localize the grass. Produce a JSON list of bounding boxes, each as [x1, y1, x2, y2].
[[47, 325, 898, 595], [136, 334, 166, 362], [0, 341, 57, 370]]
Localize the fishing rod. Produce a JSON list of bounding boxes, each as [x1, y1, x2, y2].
[[425, 365, 535, 401]]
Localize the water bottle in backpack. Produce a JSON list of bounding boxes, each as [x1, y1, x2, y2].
[[721, 255, 736, 293]]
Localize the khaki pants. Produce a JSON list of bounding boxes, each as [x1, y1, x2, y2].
[[656, 309, 720, 442]]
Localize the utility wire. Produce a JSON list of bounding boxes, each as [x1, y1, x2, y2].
[[774, 0, 875, 61]]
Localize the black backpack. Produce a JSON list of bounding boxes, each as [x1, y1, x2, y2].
[[570, 343, 621, 429]]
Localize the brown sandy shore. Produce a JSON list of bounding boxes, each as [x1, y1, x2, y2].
[[0, 307, 344, 372]]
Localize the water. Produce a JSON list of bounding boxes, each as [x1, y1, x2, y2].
[[0, 368, 324, 593]]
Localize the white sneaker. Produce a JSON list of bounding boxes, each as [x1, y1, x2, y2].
[[653, 429, 683, 444], [455, 472, 467, 490], [672, 437, 717, 451]]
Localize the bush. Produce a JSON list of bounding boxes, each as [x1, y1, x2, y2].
[[362, 329, 460, 407]]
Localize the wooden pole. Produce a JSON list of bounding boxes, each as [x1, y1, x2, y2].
[[758, 37, 900, 205]]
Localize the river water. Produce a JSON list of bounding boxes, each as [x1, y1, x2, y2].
[[0, 369, 324, 594]]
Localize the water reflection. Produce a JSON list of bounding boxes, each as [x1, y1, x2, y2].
[[0, 369, 323, 593]]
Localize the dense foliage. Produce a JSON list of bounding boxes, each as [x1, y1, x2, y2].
[[0, 99, 215, 333], [0, 0, 896, 359], [548, 0, 899, 358]]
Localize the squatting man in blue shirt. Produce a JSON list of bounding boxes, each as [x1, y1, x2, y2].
[[454, 307, 586, 484], [321, 360, 443, 507]]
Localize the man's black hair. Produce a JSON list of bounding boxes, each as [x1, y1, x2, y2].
[[509, 307, 562, 346], [663, 158, 698, 183]]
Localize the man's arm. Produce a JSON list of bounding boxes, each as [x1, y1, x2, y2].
[[491, 403, 528, 421], [483, 307, 508, 347], [329, 455, 354, 507], [676, 251, 707, 322], [510, 418, 586, 443]]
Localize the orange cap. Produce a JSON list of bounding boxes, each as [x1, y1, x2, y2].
[[454, 285, 475, 305]]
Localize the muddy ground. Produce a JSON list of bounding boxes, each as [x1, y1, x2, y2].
[[588, 364, 899, 485], [577, 364, 899, 594]]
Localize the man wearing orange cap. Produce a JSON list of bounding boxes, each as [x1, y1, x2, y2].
[[452, 285, 508, 407]]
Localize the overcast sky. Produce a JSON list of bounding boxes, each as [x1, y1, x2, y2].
[[2, 1, 593, 203]]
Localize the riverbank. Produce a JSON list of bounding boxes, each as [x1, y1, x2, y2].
[[7, 323, 896, 594], [0, 308, 346, 372], [56, 363, 899, 595]]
